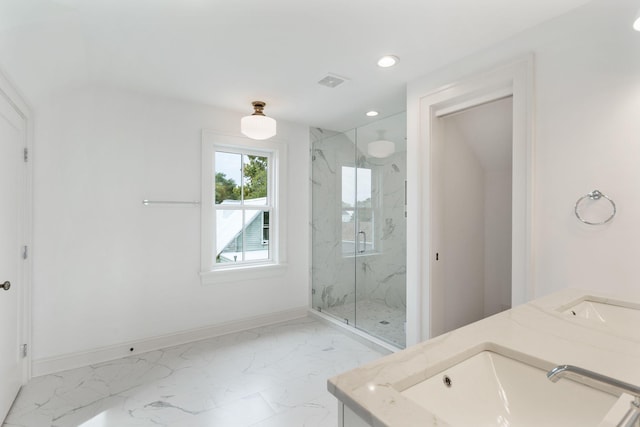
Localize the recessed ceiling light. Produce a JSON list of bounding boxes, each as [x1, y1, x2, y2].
[[377, 55, 399, 68], [366, 111, 379, 117]]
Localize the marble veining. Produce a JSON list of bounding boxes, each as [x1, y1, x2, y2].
[[380, 219, 395, 241], [3, 317, 385, 427], [311, 149, 335, 175], [329, 289, 640, 427]]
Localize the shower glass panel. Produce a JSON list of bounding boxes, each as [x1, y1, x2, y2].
[[311, 129, 357, 327], [311, 113, 407, 348]]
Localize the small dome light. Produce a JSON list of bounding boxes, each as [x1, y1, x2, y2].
[[377, 55, 399, 68], [366, 111, 379, 117], [241, 101, 276, 140], [368, 140, 395, 158], [368, 130, 395, 158]]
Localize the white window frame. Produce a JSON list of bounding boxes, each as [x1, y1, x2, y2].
[[200, 131, 287, 284]]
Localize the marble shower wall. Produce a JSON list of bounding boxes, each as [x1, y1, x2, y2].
[[310, 113, 407, 317], [358, 149, 406, 311], [311, 129, 357, 313]]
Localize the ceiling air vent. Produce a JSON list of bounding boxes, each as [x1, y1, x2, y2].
[[318, 73, 348, 88]]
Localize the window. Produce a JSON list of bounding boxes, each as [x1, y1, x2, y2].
[[341, 166, 375, 255], [201, 131, 287, 282], [214, 151, 271, 264]]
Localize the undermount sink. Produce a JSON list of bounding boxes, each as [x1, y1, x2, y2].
[[560, 297, 640, 339], [399, 348, 617, 427]]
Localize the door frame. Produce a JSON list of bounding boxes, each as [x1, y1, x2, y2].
[[0, 69, 33, 383], [408, 55, 534, 342]]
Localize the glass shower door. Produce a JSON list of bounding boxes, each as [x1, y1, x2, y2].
[[353, 112, 407, 348], [311, 129, 356, 326]]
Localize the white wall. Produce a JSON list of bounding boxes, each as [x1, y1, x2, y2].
[[441, 117, 486, 333], [484, 169, 512, 316], [435, 111, 512, 334], [32, 86, 309, 362], [408, 0, 640, 303]]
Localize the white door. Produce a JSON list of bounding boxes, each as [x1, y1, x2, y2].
[[0, 93, 25, 422]]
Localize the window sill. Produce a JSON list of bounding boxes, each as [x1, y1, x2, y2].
[[342, 251, 382, 259], [200, 263, 288, 285]]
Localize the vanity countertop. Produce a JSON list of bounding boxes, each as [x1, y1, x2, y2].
[[327, 288, 640, 427]]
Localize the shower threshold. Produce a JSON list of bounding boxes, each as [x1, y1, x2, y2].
[[309, 307, 405, 353]]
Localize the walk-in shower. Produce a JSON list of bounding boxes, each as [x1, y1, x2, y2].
[[311, 112, 407, 348]]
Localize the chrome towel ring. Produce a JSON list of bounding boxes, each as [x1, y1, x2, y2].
[[574, 190, 616, 225]]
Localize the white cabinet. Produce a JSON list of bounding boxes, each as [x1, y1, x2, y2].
[[340, 402, 372, 427]]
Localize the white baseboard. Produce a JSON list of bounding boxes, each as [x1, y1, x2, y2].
[[32, 306, 308, 377]]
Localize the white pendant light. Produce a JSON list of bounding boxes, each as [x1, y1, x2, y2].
[[241, 101, 277, 140], [367, 130, 395, 158]]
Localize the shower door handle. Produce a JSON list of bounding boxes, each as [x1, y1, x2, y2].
[[358, 231, 366, 253]]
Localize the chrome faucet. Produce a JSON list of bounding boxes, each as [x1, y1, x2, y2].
[[548, 364, 640, 427]]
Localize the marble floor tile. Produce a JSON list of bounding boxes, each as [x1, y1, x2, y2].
[[249, 393, 337, 427], [3, 317, 385, 427]]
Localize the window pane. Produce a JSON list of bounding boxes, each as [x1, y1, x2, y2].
[[342, 166, 355, 210], [244, 209, 269, 262], [242, 155, 268, 205], [342, 166, 373, 255], [215, 209, 270, 264], [357, 168, 373, 252], [215, 151, 242, 205], [342, 208, 356, 255], [216, 209, 244, 263], [342, 167, 356, 254], [356, 168, 372, 207]]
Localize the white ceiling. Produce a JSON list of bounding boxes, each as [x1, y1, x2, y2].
[[0, 0, 593, 131]]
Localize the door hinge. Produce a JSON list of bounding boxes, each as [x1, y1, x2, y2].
[[20, 344, 27, 358], [23, 147, 28, 162], [22, 245, 28, 260]]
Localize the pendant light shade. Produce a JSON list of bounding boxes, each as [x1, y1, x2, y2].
[[367, 130, 395, 158], [241, 101, 277, 140]]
